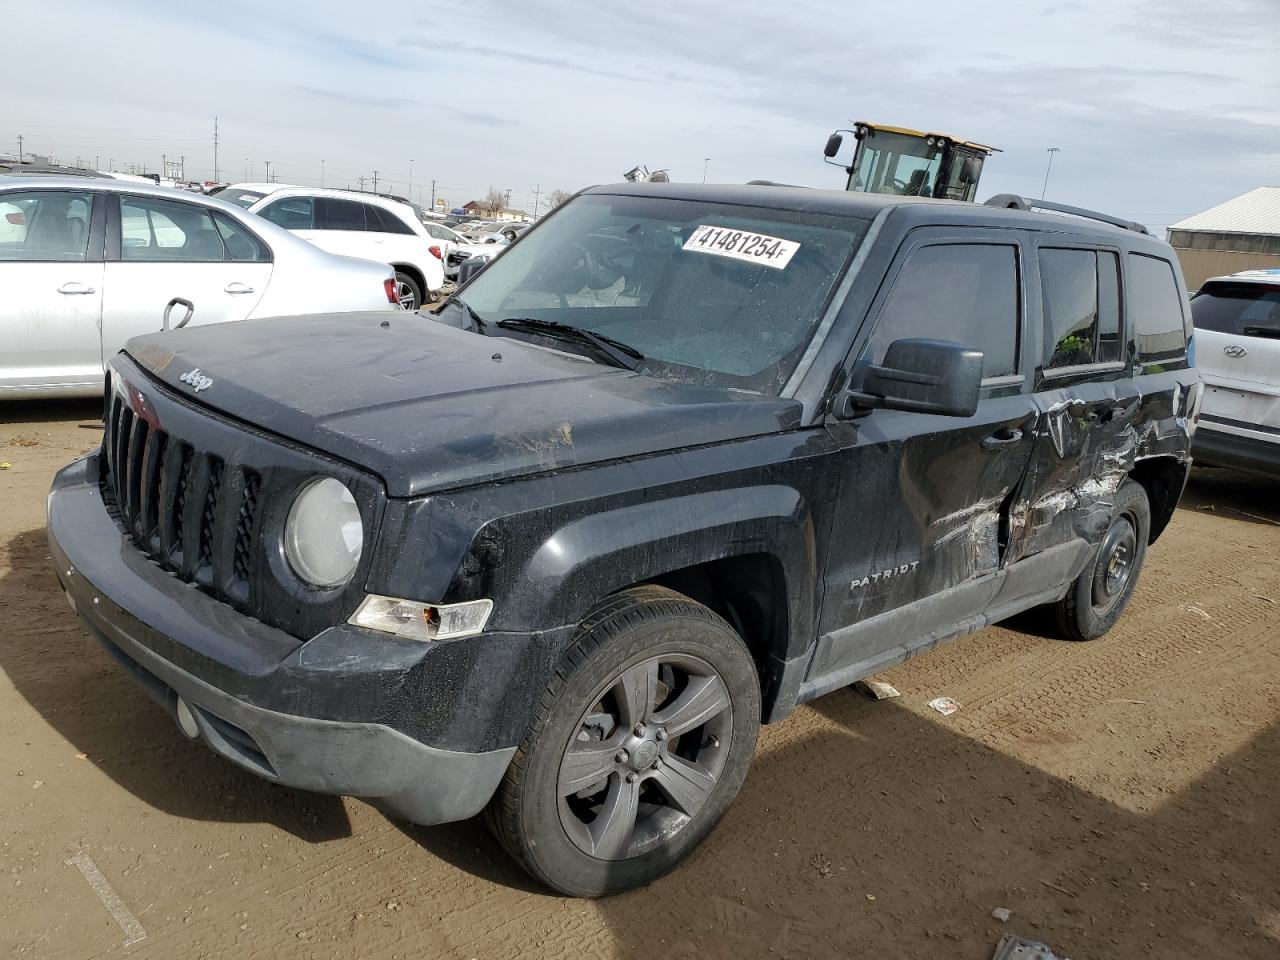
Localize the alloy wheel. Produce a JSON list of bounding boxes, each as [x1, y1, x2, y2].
[[557, 653, 733, 861]]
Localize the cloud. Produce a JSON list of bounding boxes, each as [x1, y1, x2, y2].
[[295, 86, 416, 110]]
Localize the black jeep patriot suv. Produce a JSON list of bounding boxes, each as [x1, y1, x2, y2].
[[48, 183, 1201, 896]]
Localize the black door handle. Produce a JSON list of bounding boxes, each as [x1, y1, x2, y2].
[[981, 428, 1023, 451]]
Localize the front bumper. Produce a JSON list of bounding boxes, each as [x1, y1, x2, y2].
[[48, 454, 520, 825], [1192, 424, 1280, 478]]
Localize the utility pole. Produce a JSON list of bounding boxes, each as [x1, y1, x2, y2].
[[408, 159, 414, 198], [703, 157, 710, 183], [372, 170, 379, 194], [358, 175, 367, 192], [263, 160, 271, 183], [213, 116, 219, 184], [1041, 147, 1060, 200], [532, 183, 541, 219], [320, 159, 325, 187], [17, 134, 23, 162], [94, 155, 99, 170], [430, 179, 436, 210]]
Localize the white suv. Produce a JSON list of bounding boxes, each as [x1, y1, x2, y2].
[[248, 188, 445, 309], [1190, 269, 1280, 477]]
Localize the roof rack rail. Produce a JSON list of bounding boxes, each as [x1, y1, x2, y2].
[[985, 194, 1150, 235]]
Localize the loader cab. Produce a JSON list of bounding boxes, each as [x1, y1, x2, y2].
[[823, 122, 997, 203]]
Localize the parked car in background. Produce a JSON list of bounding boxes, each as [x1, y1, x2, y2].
[[420, 220, 465, 260], [248, 188, 444, 309], [0, 177, 397, 398], [444, 222, 528, 279], [207, 182, 293, 209], [1189, 269, 1280, 476]]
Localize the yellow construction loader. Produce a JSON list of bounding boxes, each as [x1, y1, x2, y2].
[[823, 121, 999, 202]]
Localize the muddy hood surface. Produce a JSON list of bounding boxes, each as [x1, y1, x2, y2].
[[124, 312, 802, 497]]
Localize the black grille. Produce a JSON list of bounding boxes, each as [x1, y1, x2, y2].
[[233, 472, 261, 583], [103, 392, 264, 609]]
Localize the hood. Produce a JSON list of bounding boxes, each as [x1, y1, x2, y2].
[[124, 313, 802, 497]]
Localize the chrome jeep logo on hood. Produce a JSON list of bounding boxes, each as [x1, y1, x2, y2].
[[178, 368, 213, 393]]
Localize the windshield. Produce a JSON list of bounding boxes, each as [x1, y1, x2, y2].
[[849, 130, 943, 196], [457, 194, 868, 394], [1191, 282, 1280, 337]]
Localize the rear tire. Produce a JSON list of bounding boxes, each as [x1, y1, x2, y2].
[[488, 585, 760, 897], [1054, 479, 1150, 641], [393, 271, 422, 311]]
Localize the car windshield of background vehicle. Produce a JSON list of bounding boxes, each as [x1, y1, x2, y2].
[[1191, 282, 1280, 338], [457, 194, 868, 395], [221, 190, 267, 209]]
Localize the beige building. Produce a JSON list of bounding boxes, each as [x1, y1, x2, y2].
[[1167, 186, 1280, 290]]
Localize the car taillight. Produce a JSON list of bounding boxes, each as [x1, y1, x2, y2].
[[384, 277, 398, 304], [428, 245, 442, 260], [5, 212, 24, 225]]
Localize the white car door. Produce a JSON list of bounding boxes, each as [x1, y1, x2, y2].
[[0, 188, 105, 395], [101, 194, 271, 359]]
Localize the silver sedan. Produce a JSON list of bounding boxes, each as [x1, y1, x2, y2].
[[1, 176, 399, 398]]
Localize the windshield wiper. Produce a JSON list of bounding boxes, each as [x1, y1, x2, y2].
[[496, 318, 644, 371]]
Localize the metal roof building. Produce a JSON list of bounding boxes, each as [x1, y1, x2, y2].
[[1168, 186, 1280, 289]]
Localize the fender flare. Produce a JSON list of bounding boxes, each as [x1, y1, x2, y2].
[[498, 484, 817, 655]]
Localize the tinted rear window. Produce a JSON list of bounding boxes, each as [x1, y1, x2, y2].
[[1190, 282, 1280, 338], [1126, 254, 1187, 362]]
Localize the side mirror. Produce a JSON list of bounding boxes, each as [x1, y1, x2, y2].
[[959, 155, 983, 185], [823, 132, 844, 159], [838, 339, 983, 419]]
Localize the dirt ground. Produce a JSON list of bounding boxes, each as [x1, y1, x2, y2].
[[2, 399, 1278, 960]]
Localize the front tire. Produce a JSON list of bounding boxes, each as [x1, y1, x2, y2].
[[1054, 479, 1151, 640], [489, 586, 760, 897], [393, 270, 422, 311]]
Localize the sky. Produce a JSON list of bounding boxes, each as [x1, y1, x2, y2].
[[3, 0, 1277, 233]]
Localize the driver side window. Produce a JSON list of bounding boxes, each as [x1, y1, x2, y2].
[[865, 242, 1020, 379]]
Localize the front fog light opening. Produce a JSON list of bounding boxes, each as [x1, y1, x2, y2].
[[350, 595, 493, 642]]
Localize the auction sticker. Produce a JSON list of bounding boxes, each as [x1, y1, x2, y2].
[[683, 224, 800, 269]]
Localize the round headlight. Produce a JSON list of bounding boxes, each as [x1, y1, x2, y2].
[[284, 478, 363, 587]]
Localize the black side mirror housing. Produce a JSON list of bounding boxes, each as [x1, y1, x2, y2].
[[823, 132, 843, 159], [457, 256, 488, 285], [838, 338, 983, 419], [960, 155, 983, 185]]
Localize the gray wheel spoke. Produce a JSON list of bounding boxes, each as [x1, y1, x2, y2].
[[559, 740, 620, 796], [589, 774, 641, 858], [652, 673, 729, 737], [615, 659, 659, 727], [651, 753, 716, 816]]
